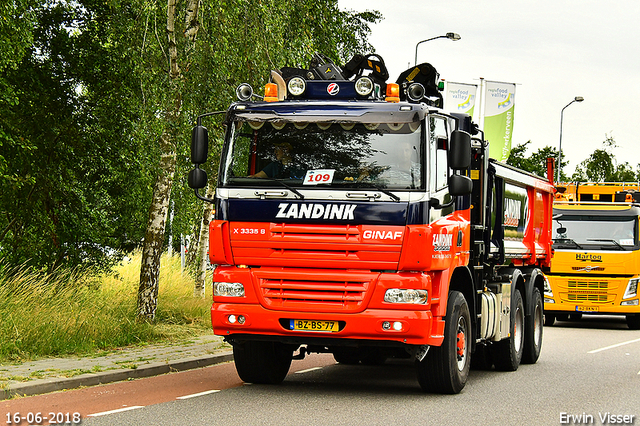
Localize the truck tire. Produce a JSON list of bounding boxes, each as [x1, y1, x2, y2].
[[233, 340, 293, 384], [492, 289, 524, 371], [415, 291, 471, 394], [522, 287, 543, 364], [627, 314, 640, 330], [544, 313, 556, 326]]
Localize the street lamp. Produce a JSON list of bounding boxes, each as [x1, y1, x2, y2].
[[557, 96, 584, 182], [414, 32, 461, 66]]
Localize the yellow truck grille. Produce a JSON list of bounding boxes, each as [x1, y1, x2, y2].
[[562, 280, 614, 304]]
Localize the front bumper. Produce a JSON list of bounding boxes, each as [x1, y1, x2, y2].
[[212, 303, 445, 347], [544, 274, 640, 315]]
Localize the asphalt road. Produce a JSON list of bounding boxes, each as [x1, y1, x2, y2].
[[4, 315, 640, 426]]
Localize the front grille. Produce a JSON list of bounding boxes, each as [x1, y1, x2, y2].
[[231, 223, 403, 270], [561, 280, 613, 304], [259, 276, 370, 312], [568, 281, 608, 290]]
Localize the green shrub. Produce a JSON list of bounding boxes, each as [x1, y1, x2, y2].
[[0, 253, 212, 361]]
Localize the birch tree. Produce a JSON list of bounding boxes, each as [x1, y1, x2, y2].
[[137, 0, 201, 320]]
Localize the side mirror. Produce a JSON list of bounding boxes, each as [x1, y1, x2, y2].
[[188, 168, 207, 190], [191, 125, 209, 164], [449, 174, 472, 196], [448, 130, 471, 170]]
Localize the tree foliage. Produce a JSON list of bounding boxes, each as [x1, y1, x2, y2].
[[0, 0, 154, 271], [0, 0, 380, 279], [507, 135, 639, 183], [506, 141, 557, 179], [571, 134, 637, 182]]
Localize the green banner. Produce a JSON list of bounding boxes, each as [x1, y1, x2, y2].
[[484, 81, 515, 162]]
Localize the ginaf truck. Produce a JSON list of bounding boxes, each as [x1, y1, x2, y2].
[[188, 54, 554, 393]]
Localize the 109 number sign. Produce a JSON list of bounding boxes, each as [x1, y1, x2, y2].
[[303, 169, 335, 185]]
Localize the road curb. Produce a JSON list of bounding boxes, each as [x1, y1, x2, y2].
[[0, 351, 233, 400]]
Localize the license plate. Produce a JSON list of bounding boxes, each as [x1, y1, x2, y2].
[[290, 319, 338, 332], [576, 306, 599, 312]]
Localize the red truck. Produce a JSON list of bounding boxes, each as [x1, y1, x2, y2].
[[188, 54, 554, 393]]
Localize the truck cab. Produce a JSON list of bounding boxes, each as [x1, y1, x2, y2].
[[545, 183, 640, 329]]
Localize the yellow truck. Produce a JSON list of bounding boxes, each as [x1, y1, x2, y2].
[[544, 182, 640, 329]]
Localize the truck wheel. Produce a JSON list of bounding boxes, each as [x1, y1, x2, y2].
[[233, 340, 293, 384], [415, 291, 471, 394], [492, 289, 524, 371], [522, 287, 543, 364], [544, 313, 556, 326], [626, 314, 640, 330]]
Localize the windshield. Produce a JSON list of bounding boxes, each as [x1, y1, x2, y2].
[[220, 121, 423, 190], [553, 214, 637, 249]]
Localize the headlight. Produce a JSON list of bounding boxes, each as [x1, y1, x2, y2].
[[543, 275, 554, 298], [384, 288, 427, 304], [214, 282, 245, 297], [287, 76, 306, 96], [623, 278, 638, 299], [354, 76, 374, 96]]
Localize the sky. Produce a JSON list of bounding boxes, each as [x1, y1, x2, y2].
[[338, 0, 640, 177]]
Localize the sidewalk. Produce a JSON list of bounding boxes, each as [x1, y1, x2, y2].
[[0, 335, 233, 400]]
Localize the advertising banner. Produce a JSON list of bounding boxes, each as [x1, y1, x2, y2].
[[444, 82, 478, 120], [483, 81, 516, 162]]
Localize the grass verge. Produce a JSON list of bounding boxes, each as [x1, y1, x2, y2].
[[0, 253, 212, 362]]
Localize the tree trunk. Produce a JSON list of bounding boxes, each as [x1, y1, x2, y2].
[[137, 0, 200, 320], [194, 183, 215, 298], [137, 134, 176, 320]]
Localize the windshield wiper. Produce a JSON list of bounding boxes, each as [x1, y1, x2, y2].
[[261, 178, 305, 199], [587, 238, 626, 250], [350, 181, 400, 202], [553, 238, 584, 249]]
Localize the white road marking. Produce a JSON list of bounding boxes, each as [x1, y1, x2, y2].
[[295, 367, 323, 374], [176, 390, 220, 399], [87, 406, 145, 417], [588, 337, 640, 354]]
